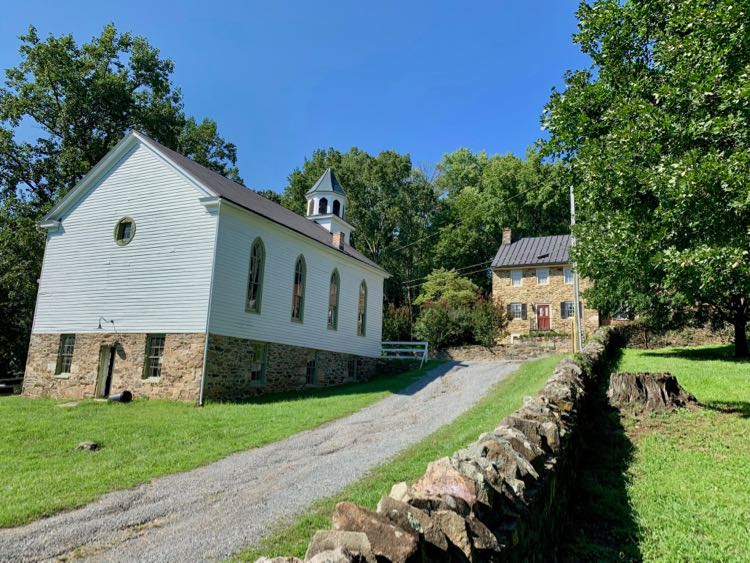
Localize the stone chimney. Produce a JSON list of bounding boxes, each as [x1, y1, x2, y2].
[[502, 227, 512, 245], [332, 232, 345, 250]]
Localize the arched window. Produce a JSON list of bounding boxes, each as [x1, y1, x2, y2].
[[357, 280, 367, 336], [318, 197, 328, 214], [328, 270, 340, 330], [246, 238, 265, 312], [307, 199, 314, 216], [291, 255, 306, 322], [332, 200, 341, 217]]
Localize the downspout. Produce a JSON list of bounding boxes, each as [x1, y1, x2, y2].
[[198, 199, 222, 406]]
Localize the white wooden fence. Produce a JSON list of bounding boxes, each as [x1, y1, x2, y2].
[[381, 341, 429, 367]]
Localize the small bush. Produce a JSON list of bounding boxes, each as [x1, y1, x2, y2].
[[472, 300, 508, 347], [382, 304, 413, 341], [414, 304, 461, 349]]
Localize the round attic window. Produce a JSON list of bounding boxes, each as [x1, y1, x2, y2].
[[114, 217, 136, 246]]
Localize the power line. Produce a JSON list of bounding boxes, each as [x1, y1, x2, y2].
[[401, 260, 492, 285], [404, 266, 492, 291]]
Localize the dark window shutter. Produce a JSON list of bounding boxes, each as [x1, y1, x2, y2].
[[521, 303, 528, 320], [507, 304, 512, 318], [560, 302, 566, 319]]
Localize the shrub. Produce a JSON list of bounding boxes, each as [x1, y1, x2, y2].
[[382, 304, 413, 341], [472, 300, 508, 347], [414, 304, 460, 349]]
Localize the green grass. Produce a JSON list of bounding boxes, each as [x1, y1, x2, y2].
[[619, 346, 750, 562], [0, 361, 439, 528], [564, 344, 750, 562], [237, 354, 562, 561]]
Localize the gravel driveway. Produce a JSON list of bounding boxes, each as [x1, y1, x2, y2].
[[0, 360, 518, 562]]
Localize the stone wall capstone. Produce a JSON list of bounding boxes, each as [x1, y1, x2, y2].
[[257, 327, 620, 563], [436, 335, 572, 362]]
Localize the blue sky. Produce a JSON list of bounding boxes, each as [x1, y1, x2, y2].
[[0, 1, 588, 192]]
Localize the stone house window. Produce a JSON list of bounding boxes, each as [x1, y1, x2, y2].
[[144, 335, 165, 378], [55, 334, 76, 374], [564, 267, 574, 284], [291, 255, 306, 322], [536, 268, 549, 285], [306, 352, 318, 384], [357, 280, 367, 336], [249, 342, 268, 383], [246, 238, 265, 313], [508, 303, 527, 320], [114, 217, 135, 246], [561, 301, 583, 320], [328, 269, 340, 330], [510, 270, 523, 287]]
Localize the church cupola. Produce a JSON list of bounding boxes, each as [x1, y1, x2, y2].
[[305, 168, 355, 245]]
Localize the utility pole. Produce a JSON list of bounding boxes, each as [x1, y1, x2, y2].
[[570, 185, 584, 352]]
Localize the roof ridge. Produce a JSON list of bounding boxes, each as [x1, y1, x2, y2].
[[131, 131, 384, 274]]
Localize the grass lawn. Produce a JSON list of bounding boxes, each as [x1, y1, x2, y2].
[[0, 361, 439, 528], [237, 354, 562, 561], [563, 345, 750, 562]]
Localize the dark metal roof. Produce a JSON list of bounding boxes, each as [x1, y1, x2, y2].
[[137, 133, 384, 274], [306, 168, 346, 196], [491, 234, 571, 268]]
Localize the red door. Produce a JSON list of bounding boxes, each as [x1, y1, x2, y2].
[[537, 304, 550, 331]]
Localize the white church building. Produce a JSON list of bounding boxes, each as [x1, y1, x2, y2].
[[23, 131, 389, 403]]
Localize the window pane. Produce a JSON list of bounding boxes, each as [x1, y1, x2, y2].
[[247, 240, 264, 312], [536, 268, 549, 285], [328, 271, 339, 329], [292, 257, 306, 321], [510, 270, 522, 286], [357, 281, 367, 336], [145, 335, 165, 378]]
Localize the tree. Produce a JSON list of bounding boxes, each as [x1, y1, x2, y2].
[[413, 268, 479, 308], [0, 24, 240, 376], [432, 148, 568, 291], [542, 0, 750, 357]]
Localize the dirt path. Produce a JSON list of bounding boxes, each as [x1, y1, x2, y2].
[[0, 360, 518, 562]]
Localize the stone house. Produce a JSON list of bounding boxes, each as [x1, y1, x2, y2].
[[23, 131, 389, 403], [491, 229, 599, 338]]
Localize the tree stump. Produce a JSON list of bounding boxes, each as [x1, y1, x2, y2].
[[607, 372, 696, 412]]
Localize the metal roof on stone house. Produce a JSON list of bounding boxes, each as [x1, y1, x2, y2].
[[491, 234, 571, 268], [306, 168, 346, 196]]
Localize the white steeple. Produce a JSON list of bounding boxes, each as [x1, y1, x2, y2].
[[305, 168, 354, 244]]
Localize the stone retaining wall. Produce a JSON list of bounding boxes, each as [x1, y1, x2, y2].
[[437, 335, 572, 362], [259, 327, 619, 563], [616, 322, 732, 349]]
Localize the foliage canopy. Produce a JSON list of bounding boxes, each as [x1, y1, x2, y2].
[[542, 0, 750, 356]]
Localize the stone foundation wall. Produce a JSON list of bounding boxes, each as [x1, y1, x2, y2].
[[437, 335, 572, 361], [617, 322, 733, 349], [23, 332, 205, 402], [204, 333, 380, 401], [259, 328, 620, 562]]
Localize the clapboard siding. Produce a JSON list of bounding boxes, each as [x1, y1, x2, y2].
[[33, 142, 216, 333], [209, 203, 385, 357]]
